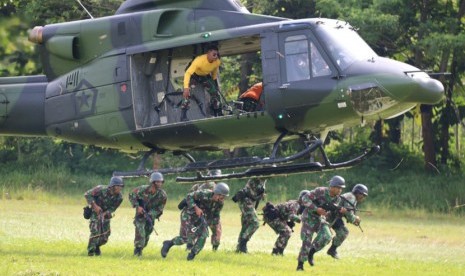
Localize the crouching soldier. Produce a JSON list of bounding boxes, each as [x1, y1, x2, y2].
[[161, 182, 229, 261], [326, 183, 368, 259], [84, 176, 124, 256], [262, 199, 301, 256], [129, 172, 167, 257]]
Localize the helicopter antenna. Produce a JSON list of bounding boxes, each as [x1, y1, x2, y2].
[[76, 0, 94, 19]]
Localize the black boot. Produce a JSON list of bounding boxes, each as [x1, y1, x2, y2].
[[161, 240, 174, 258], [272, 247, 279, 255], [296, 261, 304, 271], [87, 249, 95, 257], [236, 238, 248, 253], [278, 247, 284, 256], [187, 250, 196, 261], [95, 246, 101, 256], [134, 247, 142, 257], [212, 244, 219, 251], [308, 248, 316, 266], [327, 245, 339, 259]]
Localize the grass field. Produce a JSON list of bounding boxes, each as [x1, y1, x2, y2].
[[1, 198, 465, 275]]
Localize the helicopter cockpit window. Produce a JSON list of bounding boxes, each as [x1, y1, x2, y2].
[[310, 42, 331, 77], [284, 35, 310, 82], [314, 22, 378, 71]]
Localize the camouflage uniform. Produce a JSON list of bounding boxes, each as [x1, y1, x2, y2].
[[169, 190, 223, 256], [129, 185, 167, 253], [84, 185, 123, 255], [327, 192, 358, 247], [263, 200, 301, 255], [235, 179, 266, 253], [297, 187, 341, 263], [189, 181, 222, 250]]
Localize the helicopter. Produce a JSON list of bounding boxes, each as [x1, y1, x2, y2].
[[0, 0, 444, 182]]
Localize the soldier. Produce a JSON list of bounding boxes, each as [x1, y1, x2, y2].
[[262, 199, 301, 256], [84, 176, 124, 256], [188, 169, 223, 251], [326, 183, 368, 259], [161, 182, 230, 261], [296, 175, 347, 271], [232, 178, 266, 253], [129, 172, 167, 257], [182, 44, 222, 120], [189, 169, 221, 192]]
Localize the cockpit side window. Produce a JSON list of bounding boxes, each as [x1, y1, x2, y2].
[[284, 35, 331, 82], [284, 35, 310, 82], [310, 42, 331, 77]]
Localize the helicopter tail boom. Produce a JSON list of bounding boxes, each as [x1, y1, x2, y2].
[[0, 75, 47, 136]]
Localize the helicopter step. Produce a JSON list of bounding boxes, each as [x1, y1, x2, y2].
[[175, 145, 380, 183], [113, 137, 380, 183]]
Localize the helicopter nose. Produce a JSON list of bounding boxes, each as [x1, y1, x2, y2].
[[403, 75, 444, 104]]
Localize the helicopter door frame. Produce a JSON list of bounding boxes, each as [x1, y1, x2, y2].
[[273, 29, 339, 131], [260, 29, 286, 129]]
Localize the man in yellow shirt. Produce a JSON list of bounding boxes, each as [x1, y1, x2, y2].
[[182, 45, 222, 121]]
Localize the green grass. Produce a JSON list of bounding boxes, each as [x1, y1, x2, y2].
[[1, 199, 464, 275]]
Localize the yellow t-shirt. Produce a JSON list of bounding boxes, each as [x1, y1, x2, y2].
[[183, 54, 221, 88]]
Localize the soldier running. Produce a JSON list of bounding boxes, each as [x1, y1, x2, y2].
[[188, 169, 223, 251], [84, 176, 124, 256], [161, 182, 230, 261], [326, 183, 368, 259], [232, 178, 266, 253], [262, 199, 301, 256], [296, 175, 347, 271], [129, 172, 167, 257]]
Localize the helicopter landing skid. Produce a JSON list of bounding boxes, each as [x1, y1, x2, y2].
[[113, 138, 380, 183]]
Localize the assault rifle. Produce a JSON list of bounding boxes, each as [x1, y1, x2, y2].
[[138, 200, 157, 235], [89, 211, 111, 239], [191, 215, 209, 237], [320, 202, 364, 233]]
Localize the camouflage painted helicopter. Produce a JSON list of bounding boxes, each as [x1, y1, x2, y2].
[[0, 0, 444, 182]]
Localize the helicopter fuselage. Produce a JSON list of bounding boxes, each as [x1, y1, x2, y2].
[[0, 2, 443, 155]]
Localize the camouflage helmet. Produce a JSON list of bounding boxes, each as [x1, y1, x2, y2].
[[329, 175, 346, 188], [213, 182, 230, 196], [109, 176, 124, 187], [299, 190, 310, 201], [150, 172, 164, 183], [249, 178, 262, 185], [208, 169, 222, 176], [352, 184, 368, 196]]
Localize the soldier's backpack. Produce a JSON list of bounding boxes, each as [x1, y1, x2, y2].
[[83, 206, 92, 219], [262, 202, 280, 221], [178, 198, 187, 210]]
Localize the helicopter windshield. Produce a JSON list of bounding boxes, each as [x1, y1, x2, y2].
[[315, 22, 378, 71]]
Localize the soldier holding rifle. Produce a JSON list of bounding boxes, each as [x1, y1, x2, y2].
[[232, 178, 266, 253], [326, 183, 369, 259], [84, 176, 124, 256], [296, 175, 347, 271], [161, 182, 229, 261], [129, 172, 167, 257]]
